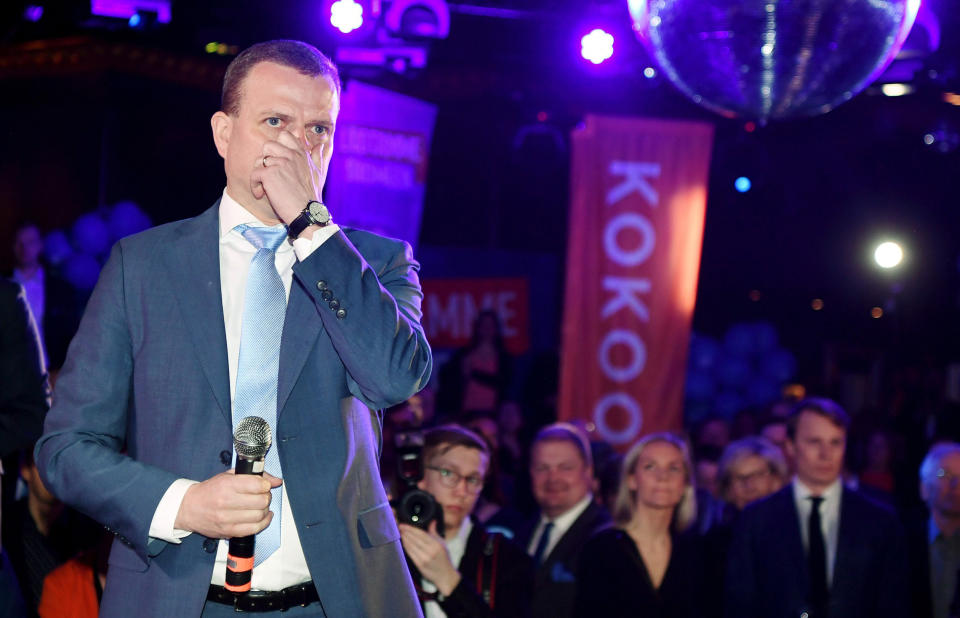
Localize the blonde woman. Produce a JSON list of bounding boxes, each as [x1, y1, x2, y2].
[[574, 433, 701, 617]]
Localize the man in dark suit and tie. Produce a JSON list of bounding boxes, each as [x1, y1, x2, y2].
[[36, 40, 432, 617], [515, 423, 610, 618], [725, 397, 908, 618]]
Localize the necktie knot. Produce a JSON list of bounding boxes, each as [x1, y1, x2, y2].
[[809, 496, 824, 511], [236, 224, 288, 252]]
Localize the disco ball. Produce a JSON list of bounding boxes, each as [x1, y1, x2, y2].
[[628, 0, 920, 122]]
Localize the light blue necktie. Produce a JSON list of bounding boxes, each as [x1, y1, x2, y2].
[[233, 224, 288, 565]]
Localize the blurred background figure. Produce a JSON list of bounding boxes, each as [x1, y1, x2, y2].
[[517, 423, 610, 618], [8, 223, 82, 377], [37, 530, 112, 618], [0, 279, 49, 618], [575, 433, 701, 618], [3, 447, 99, 617], [702, 436, 788, 617], [438, 310, 513, 420], [907, 442, 960, 618]]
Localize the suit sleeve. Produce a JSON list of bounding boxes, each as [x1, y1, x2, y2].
[[724, 509, 758, 618], [0, 282, 50, 458], [35, 243, 180, 561], [292, 230, 432, 409]]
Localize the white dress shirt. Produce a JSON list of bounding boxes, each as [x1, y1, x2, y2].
[[148, 189, 340, 590], [526, 493, 593, 561], [792, 477, 843, 587], [422, 518, 473, 618]]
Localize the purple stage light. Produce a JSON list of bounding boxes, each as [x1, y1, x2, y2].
[[581, 29, 614, 65], [331, 0, 363, 34], [91, 0, 171, 24], [24, 5, 44, 22]]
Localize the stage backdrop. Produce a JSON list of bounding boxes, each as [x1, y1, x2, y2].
[[324, 80, 437, 249], [558, 116, 713, 449]]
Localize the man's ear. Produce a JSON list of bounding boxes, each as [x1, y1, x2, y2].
[[211, 111, 232, 158]]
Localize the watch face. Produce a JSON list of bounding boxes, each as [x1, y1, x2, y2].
[[308, 201, 331, 225]]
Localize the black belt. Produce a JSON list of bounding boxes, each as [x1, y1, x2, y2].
[[207, 582, 320, 613]]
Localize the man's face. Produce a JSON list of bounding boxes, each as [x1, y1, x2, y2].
[[417, 445, 487, 534], [923, 452, 960, 517], [14, 226, 43, 269], [530, 440, 593, 519], [211, 61, 339, 220], [787, 410, 846, 492], [726, 454, 781, 510]]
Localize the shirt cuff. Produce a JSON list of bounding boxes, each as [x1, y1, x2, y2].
[[148, 478, 199, 543], [292, 223, 341, 261]]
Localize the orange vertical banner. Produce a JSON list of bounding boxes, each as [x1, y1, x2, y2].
[[558, 115, 713, 450]]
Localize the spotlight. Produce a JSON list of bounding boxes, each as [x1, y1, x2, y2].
[[643, 66, 656, 78], [734, 176, 751, 193], [874, 241, 903, 269], [581, 29, 614, 65], [128, 12, 141, 27], [881, 83, 914, 96], [24, 5, 44, 21], [331, 0, 363, 34]]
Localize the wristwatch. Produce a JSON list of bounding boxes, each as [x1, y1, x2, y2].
[[288, 200, 331, 239]]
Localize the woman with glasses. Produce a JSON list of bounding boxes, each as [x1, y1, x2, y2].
[[398, 424, 533, 618], [701, 436, 787, 617], [574, 432, 701, 617]]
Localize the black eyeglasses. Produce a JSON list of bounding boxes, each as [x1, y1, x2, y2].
[[426, 466, 484, 493]]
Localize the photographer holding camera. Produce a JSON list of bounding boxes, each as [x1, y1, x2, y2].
[[397, 424, 533, 618]]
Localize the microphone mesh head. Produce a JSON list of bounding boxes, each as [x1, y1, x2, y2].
[[234, 416, 272, 459]]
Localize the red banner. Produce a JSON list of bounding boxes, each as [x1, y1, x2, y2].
[[558, 116, 713, 449], [422, 278, 530, 355]]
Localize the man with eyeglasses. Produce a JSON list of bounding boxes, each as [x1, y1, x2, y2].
[[908, 442, 960, 618], [398, 424, 533, 617]]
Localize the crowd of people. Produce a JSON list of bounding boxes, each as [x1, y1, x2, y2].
[[5, 219, 960, 618], [383, 382, 960, 618], [2, 38, 960, 618]]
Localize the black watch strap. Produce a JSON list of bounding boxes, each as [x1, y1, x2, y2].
[[288, 201, 330, 239], [287, 210, 314, 239]]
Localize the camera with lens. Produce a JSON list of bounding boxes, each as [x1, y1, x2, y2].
[[392, 431, 445, 536]]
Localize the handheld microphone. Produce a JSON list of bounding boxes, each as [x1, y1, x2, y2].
[[225, 416, 272, 593]]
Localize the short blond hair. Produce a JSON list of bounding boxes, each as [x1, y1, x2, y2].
[[612, 432, 697, 531]]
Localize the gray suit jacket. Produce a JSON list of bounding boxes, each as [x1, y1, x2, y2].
[[36, 202, 431, 617]]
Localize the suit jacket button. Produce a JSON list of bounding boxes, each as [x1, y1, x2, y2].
[[328, 299, 339, 310], [336, 308, 347, 319], [220, 450, 232, 467], [321, 290, 333, 301], [203, 538, 218, 553], [316, 280, 328, 291]]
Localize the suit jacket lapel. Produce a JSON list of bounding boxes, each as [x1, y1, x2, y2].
[[832, 488, 857, 608], [780, 487, 809, 598], [163, 202, 231, 423], [277, 280, 323, 416]]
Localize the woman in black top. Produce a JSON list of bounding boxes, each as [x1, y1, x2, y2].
[[574, 432, 701, 618]]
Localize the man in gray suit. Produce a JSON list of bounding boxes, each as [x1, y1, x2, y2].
[[36, 40, 431, 617]]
